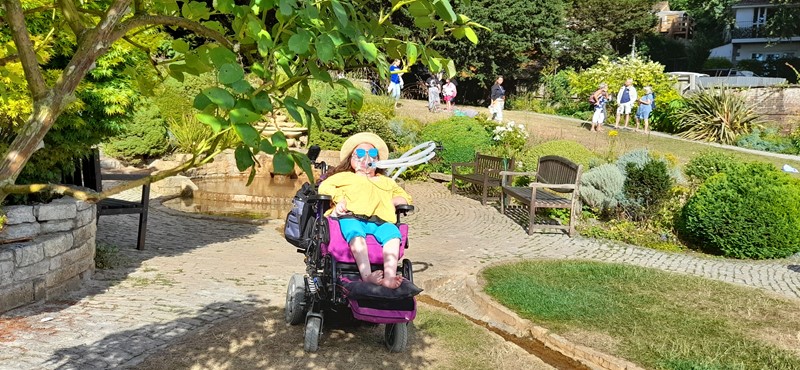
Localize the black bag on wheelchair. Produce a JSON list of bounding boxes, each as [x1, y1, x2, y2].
[[284, 182, 317, 248]]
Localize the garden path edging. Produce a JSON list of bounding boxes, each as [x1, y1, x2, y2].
[[420, 271, 643, 370]]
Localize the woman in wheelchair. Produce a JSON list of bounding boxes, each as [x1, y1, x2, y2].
[[318, 132, 411, 290]]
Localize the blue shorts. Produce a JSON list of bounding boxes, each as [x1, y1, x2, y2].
[[338, 218, 401, 245]]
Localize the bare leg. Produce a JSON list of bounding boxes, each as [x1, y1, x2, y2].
[[623, 114, 630, 129], [644, 118, 650, 134], [381, 238, 403, 289], [350, 237, 383, 285], [634, 116, 640, 132], [614, 112, 621, 128]]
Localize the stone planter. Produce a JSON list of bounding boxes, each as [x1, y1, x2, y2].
[[0, 198, 97, 314]]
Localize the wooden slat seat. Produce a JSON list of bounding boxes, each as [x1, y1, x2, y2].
[[500, 156, 583, 237], [451, 153, 514, 205]]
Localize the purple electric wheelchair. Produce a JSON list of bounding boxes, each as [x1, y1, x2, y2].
[[283, 146, 417, 352]]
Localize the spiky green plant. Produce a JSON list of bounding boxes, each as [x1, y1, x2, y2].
[[676, 87, 762, 145]]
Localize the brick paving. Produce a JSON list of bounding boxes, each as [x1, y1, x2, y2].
[[1, 182, 799, 369]]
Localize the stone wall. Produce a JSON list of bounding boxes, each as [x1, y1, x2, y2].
[[738, 86, 800, 132], [0, 198, 96, 314]]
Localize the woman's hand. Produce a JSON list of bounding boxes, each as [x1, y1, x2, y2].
[[332, 199, 347, 217]]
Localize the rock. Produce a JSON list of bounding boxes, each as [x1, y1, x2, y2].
[[147, 159, 184, 172], [151, 175, 199, 197], [429, 172, 453, 182]]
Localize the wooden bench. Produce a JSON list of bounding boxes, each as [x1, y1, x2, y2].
[[65, 149, 151, 250], [451, 153, 514, 205], [499, 155, 583, 237]]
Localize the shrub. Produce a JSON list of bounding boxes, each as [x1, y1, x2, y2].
[[168, 113, 212, 154], [683, 150, 741, 184], [703, 57, 734, 69], [357, 111, 397, 150], [361, 94, 395, 120], [616, 148, 651, 176], [735, 128, 795, 154], [677, 163, 800, 259], [388, 117, 423, 147], [622, 160, 674, 221], [419, 117, 493, 173], [649, 98, 685, 134], [518, 140, 598, 172], [491, 121, 529, 159], [153, 72, 217, 123], [579, 163, 626, 212], [104, 98, 170, 165], [676, 87, 762, 144]]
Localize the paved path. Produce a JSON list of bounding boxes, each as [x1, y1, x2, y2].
[[1, 182, 799, 369]]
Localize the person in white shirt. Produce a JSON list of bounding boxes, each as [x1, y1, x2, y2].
[[614, 78, 638, 130]]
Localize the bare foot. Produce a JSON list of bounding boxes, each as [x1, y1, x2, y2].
[[363, 270, 384, 285], [381, 275, 403, 289]]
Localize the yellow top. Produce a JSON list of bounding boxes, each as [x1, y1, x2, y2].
[[318, 172, 412, 223]]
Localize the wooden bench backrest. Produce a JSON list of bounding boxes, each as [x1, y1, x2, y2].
[[475, 153, 513, 180], [537, 156, 582, 193], [64, 148, 103, 192]]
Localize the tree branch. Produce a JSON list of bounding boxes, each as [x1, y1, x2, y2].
[[4, 0, 48, 98], [57, 0, 87, 37], [113, 14, 234, 50]]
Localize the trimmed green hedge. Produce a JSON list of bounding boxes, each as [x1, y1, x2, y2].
[[678, 163, 800, 259], [419, 117, 493, 173]]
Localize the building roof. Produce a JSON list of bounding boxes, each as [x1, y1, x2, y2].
[[733, 0, 772, 7]]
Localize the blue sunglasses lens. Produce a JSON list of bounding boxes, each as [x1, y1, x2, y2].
[[355, 148, 379, 159]]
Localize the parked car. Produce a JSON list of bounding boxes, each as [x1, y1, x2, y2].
[[701, 68, 760, 77]]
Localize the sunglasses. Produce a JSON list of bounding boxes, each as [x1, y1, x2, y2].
[[354, 148, 379, 159]]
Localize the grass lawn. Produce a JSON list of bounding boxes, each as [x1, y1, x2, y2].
[[395, 99, 800, 171], [482, 260, 800, 370]]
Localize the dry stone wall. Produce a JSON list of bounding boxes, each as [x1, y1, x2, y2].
[[738, 86, 800, 132], [0, 198, 96, 314]]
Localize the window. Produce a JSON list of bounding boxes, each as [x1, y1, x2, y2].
[[753, 7, 770, 25]]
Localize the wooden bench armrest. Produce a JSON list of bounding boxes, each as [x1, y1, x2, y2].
[[499, 171, 537, 186], [528, 182, 577, 190], [101, 173, 151, 181]]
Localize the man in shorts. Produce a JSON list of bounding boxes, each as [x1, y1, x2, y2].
[[614, 78, 638, 129]]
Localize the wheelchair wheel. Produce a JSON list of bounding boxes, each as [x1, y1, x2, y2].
[[304, 316, 322, 352], [285, 274, 306, 325], [384, 323, 408, 353], [402, 259, 413, 283]]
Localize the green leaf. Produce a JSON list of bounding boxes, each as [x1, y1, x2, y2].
[[288, 30, 312, 54], [259, 138, 277, 154], [271, 131, 288, 148], [202, 87, 235, 110], [202, 21, 226, 34], [218, 63, 245, 85], [193, 93, 214, 110], [290, 151, 314, 184], [315, 34, 335, 63], [196, 113, 228, 133], [452, 27, 465, 39], [257, 31, 273, 57], [168, 65, 185, 82], [406, 43, 417, 66], [356, 37, 378, 62], [234, 145, 255, 172], [229, 108, 263, 124], [246, 167, 257, 186], [414, 16, 433, 29], [182, 1, 212, 20], [234, 123, 260, 147], [283, 97, 304, 125], [247, 19, 262, 39], [279, 0, 295, 16], [252, 92, 273, 113], [298, 80, 311, 102], [407, 1, 429, 17], [428, 56, 442, 72], [209, 47, 238, 68], [307, 62, 332, 82], [230, 80, 254, 94], [214, 0, 234, 13], [330, 0, 348, 27], [172, 39, 190, 54], [432, 0, 456, 23], [464, 27, 478, 44], [445, 59, 456, 78], [273, 151, 295, 174]]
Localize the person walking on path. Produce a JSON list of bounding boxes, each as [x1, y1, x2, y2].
[[590, 83, 611, 132], [388, 59, 403, 108], [634, 86, 654, 134], [442, 78, 457, 111], [614, 78, 637, 129], [489, 76, 505, 122], [426, 74, 441, 112]]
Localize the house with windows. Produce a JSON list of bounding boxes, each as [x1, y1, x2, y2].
[[709, 0, 800, 63]]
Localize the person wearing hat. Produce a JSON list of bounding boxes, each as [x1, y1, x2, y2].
[[318, 132, 412, 289]]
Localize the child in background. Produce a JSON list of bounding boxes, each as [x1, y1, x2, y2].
[[318, 132, 412, 289], [442, 78, 457, 111]]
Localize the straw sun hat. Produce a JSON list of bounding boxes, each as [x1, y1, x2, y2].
[[339, 132, 389, 162]]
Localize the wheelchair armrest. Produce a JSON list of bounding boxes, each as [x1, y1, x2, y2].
[[308, 194, 332, 203], [395, 204, 415, 215]]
